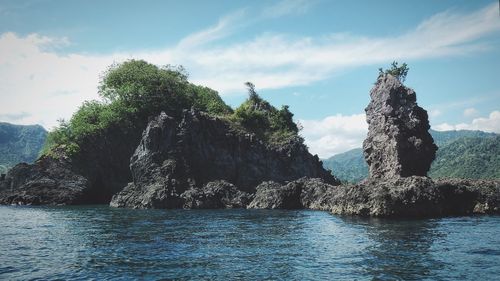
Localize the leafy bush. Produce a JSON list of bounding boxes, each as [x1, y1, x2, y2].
[[379, 61, 409, 82], [231, 82, 300, 145], [42, 61, 299, 157], [189, 85, 233, 115]]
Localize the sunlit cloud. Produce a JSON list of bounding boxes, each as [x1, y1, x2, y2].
[[300, 113, 367, 158], [434, 110, 500, 133]]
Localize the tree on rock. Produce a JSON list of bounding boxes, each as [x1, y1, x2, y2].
[[378, 61, 409, 83]]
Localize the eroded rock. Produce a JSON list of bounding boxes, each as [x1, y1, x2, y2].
[[110, 110, 338, 208], [363, 74, 437, 179]]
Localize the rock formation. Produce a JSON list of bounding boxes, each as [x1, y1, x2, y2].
[[110, 109, 338, 208], [0, 120, 145, 205], [363, 74, 437, 179], [246, 177, 500, 217], [0, 155, 89, 205]]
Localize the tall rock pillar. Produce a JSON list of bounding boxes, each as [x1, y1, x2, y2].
[[363, 74, 437, 179]]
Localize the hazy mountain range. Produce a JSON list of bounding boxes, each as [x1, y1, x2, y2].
[[0, 122, 47, 174]]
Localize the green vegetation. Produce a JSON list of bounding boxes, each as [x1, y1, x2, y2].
[[322, 148, 368, 184], [430, 136, 500, 179], [0, 122, 47, 173], [322, 130, 499, 182], [42, 60, 300, 157], [379, 61, 409, 82], [229, 82, 300, 145]]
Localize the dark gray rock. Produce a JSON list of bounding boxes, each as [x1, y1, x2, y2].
[[363, 74, 437, 179], [0, 118, 146, 205], [111, 110, 338, 209], [247, 177, 335, 210], [326, 177, 478, 217], [247, 181, 302, 209], [0, 155, 89, 205], [246, 176, 500, 217], [182, 180, 253, 209]]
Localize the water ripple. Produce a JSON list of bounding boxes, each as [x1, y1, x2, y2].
[[0, 206, 499, 280]]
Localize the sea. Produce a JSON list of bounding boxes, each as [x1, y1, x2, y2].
[[1, 206, 499, 280]]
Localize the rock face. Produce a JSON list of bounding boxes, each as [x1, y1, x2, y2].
[[110, 110, 338, 208], [363, 74, 437, 179], [247, 178, 333, 210], [246, 177, 500, 217], [0, 155, 89, 205], [181, 181, 253, 209], [326, 177, 478, 217], [0, 119, 146, 205]]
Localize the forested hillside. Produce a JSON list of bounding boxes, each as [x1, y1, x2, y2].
[[0, 122, 47, 174]]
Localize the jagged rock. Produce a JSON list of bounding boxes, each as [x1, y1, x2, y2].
[[326, 177, 478, 217], [0, 119, 146, 205], [435, 178, 500, 214], [363, 74, 437, 179], [247, 178, 335, 209], [246, 176, 500, 217], [247, 181, 302, 209], [182, 180, 253, 209], [111, 110, 338, 209], [0, 155, 89, 205]]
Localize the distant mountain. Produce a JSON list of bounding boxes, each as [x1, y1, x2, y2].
[[322, 129, 499, 183], [322, 148, 368, 183], [430, 135, 500, 179], [0, 122, 47, 174], [429, 129, 496, 147]]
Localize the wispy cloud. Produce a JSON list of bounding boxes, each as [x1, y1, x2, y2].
[[0, 112, 31, 122], [434, 110, 500, 133], [177, 9, 247, 49], [0, 2, 499, 130]]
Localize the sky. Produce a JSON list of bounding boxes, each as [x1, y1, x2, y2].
[[0, 0, 499, 158]]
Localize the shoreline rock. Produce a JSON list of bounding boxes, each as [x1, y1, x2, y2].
[[110, 109, 338, 209]]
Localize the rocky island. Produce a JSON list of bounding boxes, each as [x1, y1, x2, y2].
[[0, 60, 498, 217]]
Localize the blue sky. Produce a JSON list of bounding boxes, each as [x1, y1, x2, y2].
[[0, 0, 499, 157]]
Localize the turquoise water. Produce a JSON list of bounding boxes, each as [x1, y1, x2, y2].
[[0, 206, 499, 280]]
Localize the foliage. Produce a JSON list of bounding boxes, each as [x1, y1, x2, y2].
[[43, 60, 216, 156], [379, 61, 409, 82], [430, 136, 500, 180], [189, 85, 233, 115], [231, 82, 299, 145], [322, 148, 368, 184], [98, 60, 192, 116], [42, 61, 297, 157], [0, 122, 47, 173]]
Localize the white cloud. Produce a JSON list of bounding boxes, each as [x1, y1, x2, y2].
[[300, 113, 367, 158], [0, 3, 499, 130], [434, 110, 500, 133], [463, 107, 479, 117], [429, 109, 442, 118]]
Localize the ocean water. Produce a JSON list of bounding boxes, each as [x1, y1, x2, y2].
[[0, 206, 499, 280]]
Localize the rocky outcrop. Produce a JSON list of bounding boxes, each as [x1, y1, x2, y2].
[[247, 178, 333, 209], [363, 74, 437, 179], [0, 155, 89, 205], [110, 110, 338, 209], [0, 119, 146, 205], [246, 177, 500, 217], [326, 177, 479, 217], [181, 181, 253, 209]]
